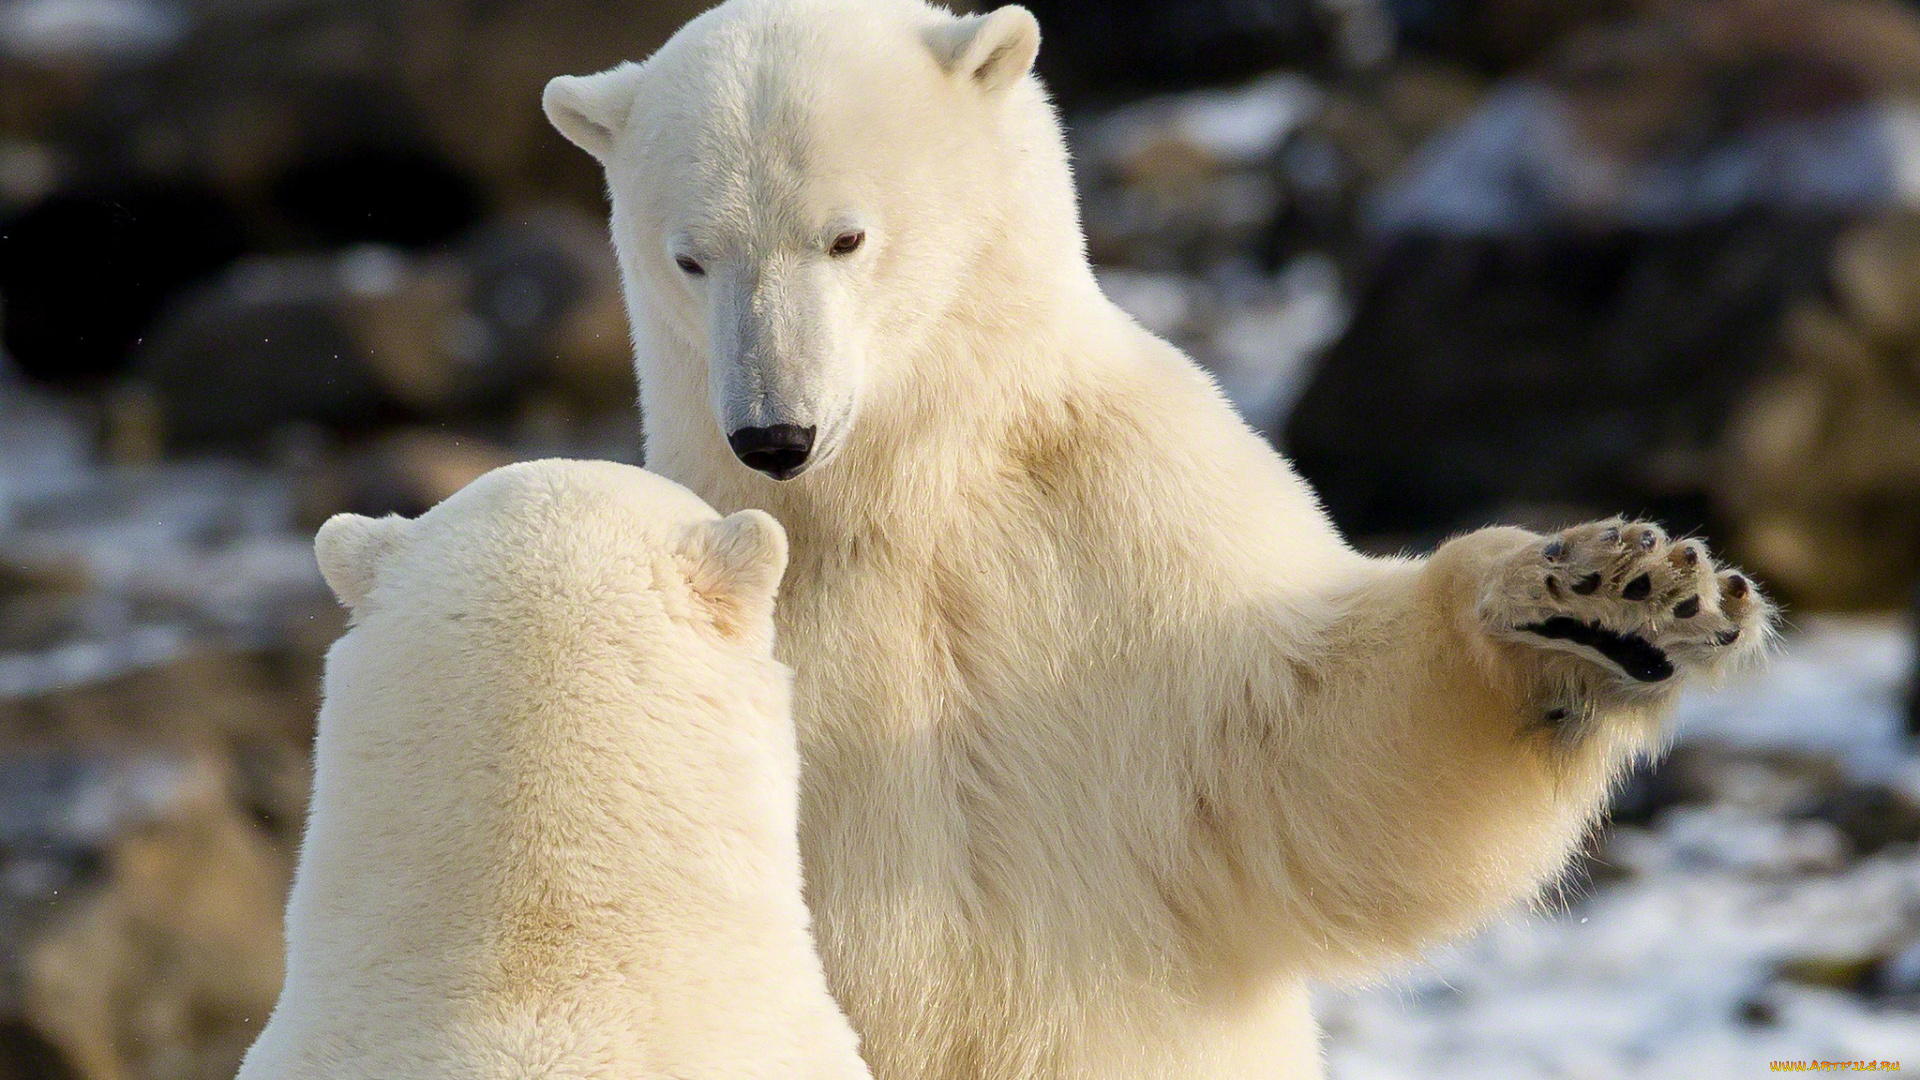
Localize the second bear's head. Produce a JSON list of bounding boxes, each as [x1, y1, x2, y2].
[[314, 459, 791, 723]]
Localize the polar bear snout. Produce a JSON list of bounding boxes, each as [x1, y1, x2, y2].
[[728, 424, 817, 480]]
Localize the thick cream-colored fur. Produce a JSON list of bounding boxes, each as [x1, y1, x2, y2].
[[236, 460, 870, 1080], [547, 3, 1777, 1076]]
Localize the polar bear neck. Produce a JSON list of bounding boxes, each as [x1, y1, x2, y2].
[[281, 630, 808, 1014]]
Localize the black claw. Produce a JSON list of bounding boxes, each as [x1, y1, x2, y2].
[[1600, 527, 1621, 545], [1622, 573, 1652, 601], [1543, 538, 1568, 561], [1519, 616, 1675, 683], [1572, 572, 1603, 595], [1714, 628, 1742, 647], [1726, 574, 1750, 599], [1680, 546, 1700, 566], [1546, 576, 1562, 598], [1673, 596, 1701, 619], [1636, 530, 1658, 551], [1544, 707, 1570, 725]]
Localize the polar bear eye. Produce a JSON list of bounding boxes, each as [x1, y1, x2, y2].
[[674, 254, 705, 277], [828, 231, 865, 257]]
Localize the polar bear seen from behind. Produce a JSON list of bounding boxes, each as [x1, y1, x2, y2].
[[546, 3, 1777, 1077], [234, 459, 870, 1080]]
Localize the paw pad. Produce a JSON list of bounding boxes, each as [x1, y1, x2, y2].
[[1483, 517, 1773, 690], [1518, 614, 1676, 682]]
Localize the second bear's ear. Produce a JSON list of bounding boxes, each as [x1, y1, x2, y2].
[[543, 64, 646, 161], [679, 510, 790, 637], [314, 514, 411, 611], [926, 6, 1040, 94]]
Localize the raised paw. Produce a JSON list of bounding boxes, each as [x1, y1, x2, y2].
[[1478, 518, 1774, 696]]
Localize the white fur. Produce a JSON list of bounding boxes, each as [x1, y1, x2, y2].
[[237, 460, 869, 1080], [547, 3, 1775, 1076]]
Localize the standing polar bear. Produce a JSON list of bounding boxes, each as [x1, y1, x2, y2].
[[236, 460, 870, 1080], [545, 2, 1775, 1076]]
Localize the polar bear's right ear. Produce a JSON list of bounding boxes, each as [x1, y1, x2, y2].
[[543, 64, 646, 162], [315, 514, 411, 610], [679, 510, 790, 638], [925, 6, 1041, 94]]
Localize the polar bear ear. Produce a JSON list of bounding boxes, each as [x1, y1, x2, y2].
[[543, 64, 645, 161], [314, 514, 411, 611], [926, 6, 1040, 94], [679, 510, 790, 637]]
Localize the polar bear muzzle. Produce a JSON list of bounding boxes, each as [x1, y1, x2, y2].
[[727, 423, 817, 481]]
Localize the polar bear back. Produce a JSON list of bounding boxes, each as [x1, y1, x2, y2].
[[236, 460, 869, 1079]]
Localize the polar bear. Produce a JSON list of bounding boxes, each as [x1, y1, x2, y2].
[[234, 459, 870, 1080], [543, 3, 1776, 1077]]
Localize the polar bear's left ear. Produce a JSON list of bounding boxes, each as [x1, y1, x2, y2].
[[679, 510, 790, 637], [926, 6, 1040, 94], [315, 514, 411, 611], [543, 63, 646, 162]]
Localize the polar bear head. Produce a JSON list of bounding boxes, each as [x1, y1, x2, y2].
[[545, 0, 1079, 481], [314, 458, 789, 654]]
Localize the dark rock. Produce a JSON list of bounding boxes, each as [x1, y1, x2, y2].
[[1736, 995, 1780, 1026], [1608, 746, 1720, 828], [127, 204, 629, 449], [1794, 782, 1920, 858], [0, 0, 710, 398], [19, 758, 289, 1080], [1282, 214, 1841, 541], [133, 255, 392, 448], [1608, 743, 1851, 829], [1776, 937, 1920, 1006], [1872, 938, 1920, 1003], [267, 143, 483, 250], [0, 1019, 79, 1080], [296, 429, 515, 523], [1016, 0, 1366, 104], [1388, 0, 1638, 74], [1716, 214, 1920, 608], [0, 637, 325, 1080], [1284, 1, 1920, 548], [1775, 953, 1880, 993], [0, 179, 248, 385]]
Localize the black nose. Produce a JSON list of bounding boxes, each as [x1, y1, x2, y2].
[[727, 424, 816, 480]]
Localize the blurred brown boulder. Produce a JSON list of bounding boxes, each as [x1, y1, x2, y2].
[[0, 638, 333, 1080], [1717, 211, 1920, 608], [293, 428, 516, 526], [22, 757, 289, 1080], [1390, 0, 1647, 74], [0, 0, 694, 388], [133, 206, 628, 450], [1283, 212, 1842, 543], [1288, 0, 1920, 562], [1544, 0, 1920, 165]]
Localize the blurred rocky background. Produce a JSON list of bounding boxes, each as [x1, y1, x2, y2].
[[0, 0, 1918, 1076]]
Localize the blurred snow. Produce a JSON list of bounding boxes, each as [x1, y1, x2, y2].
[[1678, 617, 1916, 785], [0, 374, 327, 696], [0, 0, 183, 60], [1209, 254, 1350, 427], [1099, 269, 1196, 340], [1085, 73, 1325, 170], [1370, 85, 1920, 235], [1321, 617, 1920, 1078], [0, 370, 93, 528]]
